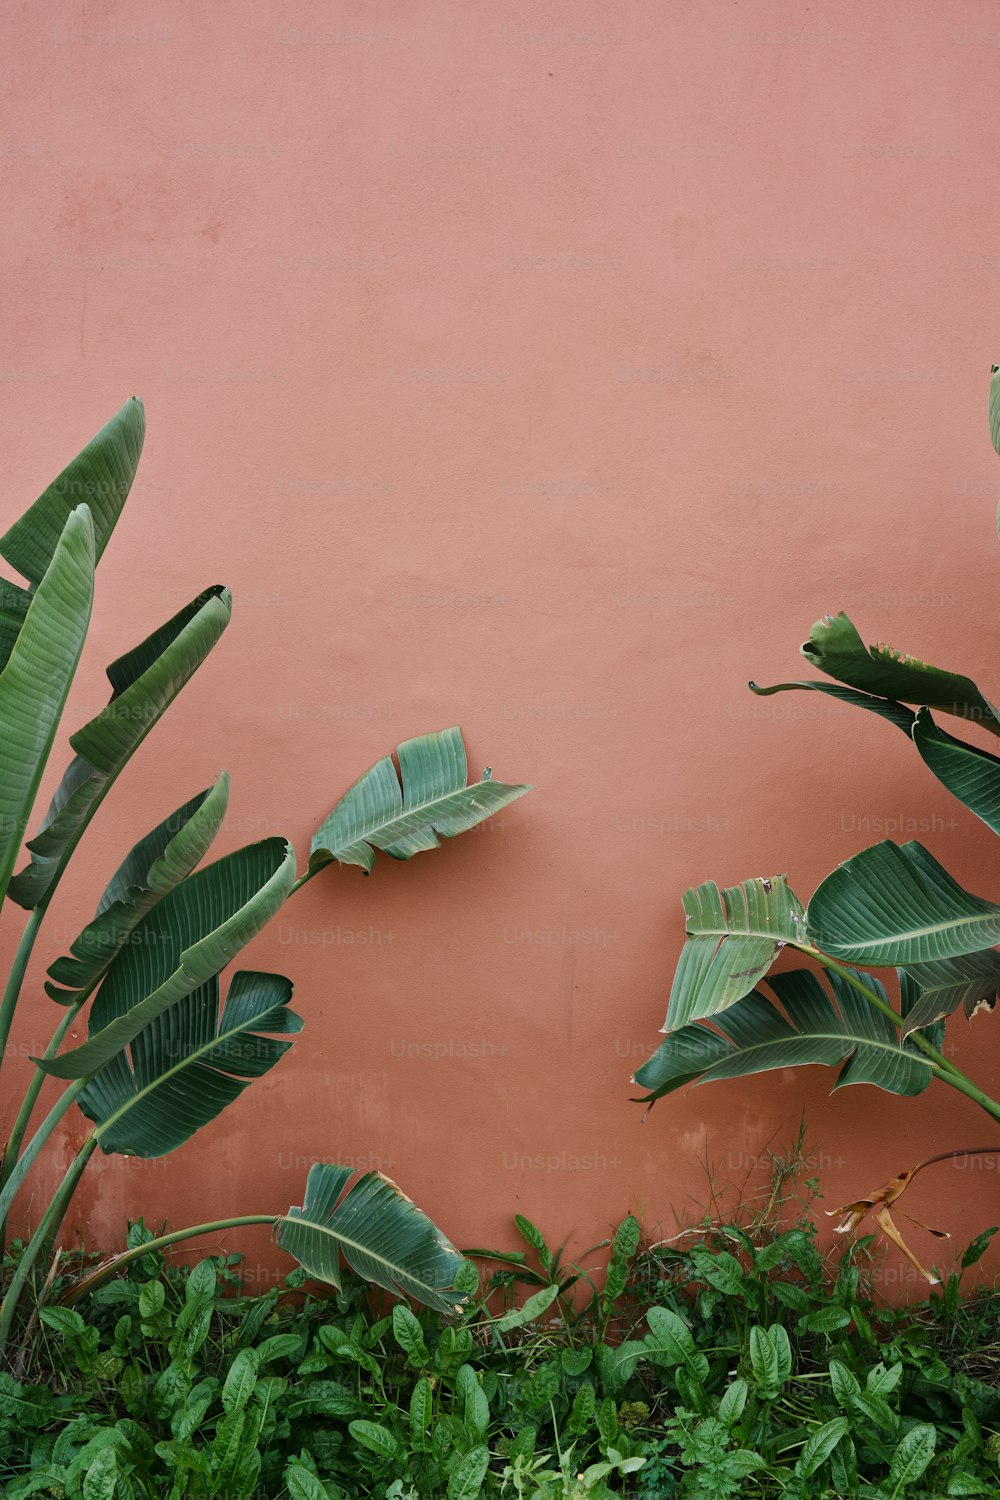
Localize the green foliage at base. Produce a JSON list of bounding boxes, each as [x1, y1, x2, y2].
[[3, 1193, 999, 1499]]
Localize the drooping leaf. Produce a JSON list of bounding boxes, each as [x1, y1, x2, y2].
[[822, 1151, 1000, 1285], [634, 968, 935, 1107], [0, 397, 145, 589], [749, 678, 917, 735], [899, 950, 1000, 1035], [79, 971, 300, 1157], [990, 364, 1000, 460], [750, 685, 1000, 832], [36, 838, 296, 1078], [911, 708, 1000, 833], [10, 586, 232, 908], [808, 840, 1000, 966], [662, 875, 805, 1031], [795, 613, 1000, 736], [0, 505, 95, 904], [309, 725, 531, 875], [274, 1162, 465, 1313], [45, 775, 231, 1004]]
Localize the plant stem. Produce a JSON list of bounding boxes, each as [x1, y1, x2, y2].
[[0, 1134, 97, 1351], [0, 908, 44, 1081], [806, 948, 1000, 1125], [0, 1080, 87, 1237], [288, 865, 322, 898], [60, 1215, 278, 1304], [925, 1067, 1000, 1126], [0, 1005, 85, 1235]]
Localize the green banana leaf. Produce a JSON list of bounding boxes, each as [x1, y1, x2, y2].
[[0, 577, 32, 678], [791, 613, 1000, 736], [0, 505, 95, 904], [0, 398, 144, 590], [61, 1162, 467, 1314], [635, 968, 935, 1107], [910, 708, 1000, 834], [36, 837, 296, 1078], [274, 1162, 465, 1313], [45, 775, 231, 1004], [309, 725, 531, 875], [80, 970, 301, 1157], [748, 678, 917, 735], [807, 839, 1000, 966], [10, 586, 231, 909], [749, 682, 1000, 834], [898, 951, 1000, 1035], [663, 875, 806, 1031]]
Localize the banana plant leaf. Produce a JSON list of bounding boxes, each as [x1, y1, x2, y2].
[[910, 708, 1000, 835], [0, 506, 95, 905], [80, 970, 301, 1157], [60, 1162, 467, 1314], [635, 968, 935, 1107], [0, 397, 144, 590], [44, 775, 231, 1004], [309, 725, 531, 875], [790, 613, 1000, 736], [898, 951, 1000, 1035], [748, 678, 917, 735], [807, 839, 1000, 966], [274, 1162, 465, 1313], [10, 586, 231, 909], [36, 837, 297, 1078], [750, 680, 1000, 834], [0, 577, 32, 680], [663, 875, 806, 1031]]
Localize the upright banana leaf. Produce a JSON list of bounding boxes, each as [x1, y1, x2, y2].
[[807, 840, 1000, 966], [0, 398, 145, 591], [0, 577, 33, 681], [80, 970, 300, 1157], [635, 968, 935, 1108], [0, 506, 95, 905], [663, 876, 806, 1031], [275, 1162, 465, 1313], [0, 400, 143, 673], [44, 775, 231, 1004], [37, 837, 296, 1078], [310, 725, 531, 875], [762, 613, 1000, 737], [10, 586, 231, 909]]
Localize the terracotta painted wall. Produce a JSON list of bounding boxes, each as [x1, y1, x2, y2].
[[3, 0, 1000, 1296]]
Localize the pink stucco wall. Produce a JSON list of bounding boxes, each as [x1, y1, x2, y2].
[[3, 1, 1000, 1292]]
